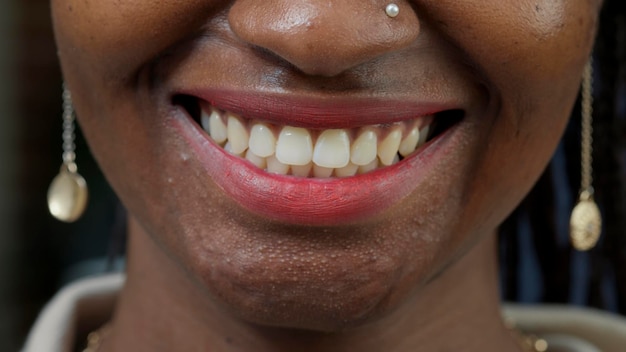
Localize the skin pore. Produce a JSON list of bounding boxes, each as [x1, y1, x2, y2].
[[51, 0, 601, 351]]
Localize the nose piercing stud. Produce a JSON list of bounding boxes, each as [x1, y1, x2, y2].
[[385, 3, 399, 18]]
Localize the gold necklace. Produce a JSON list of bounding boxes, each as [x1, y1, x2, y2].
[[83, 323, 111, 352], [82, 323, 547, 352], [506, 319, 549, 352], [510, 329, 549, 352]]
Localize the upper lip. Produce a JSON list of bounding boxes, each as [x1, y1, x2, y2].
[[177, 89, 462, 129]]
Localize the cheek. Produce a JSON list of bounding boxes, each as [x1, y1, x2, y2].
[[51, 0, 220, 83], [421, 0, 597, 226], [420, 0, 597, 89], [457, 87, 577, 251]]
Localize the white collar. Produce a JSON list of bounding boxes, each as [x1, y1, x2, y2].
[[22, 273, 124, 352]]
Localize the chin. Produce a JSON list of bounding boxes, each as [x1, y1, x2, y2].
[[197, 262, 405, 331], [164, 215, 446, 332]]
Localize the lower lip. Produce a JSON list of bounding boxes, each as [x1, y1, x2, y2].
[[172, 114, 458, 226]]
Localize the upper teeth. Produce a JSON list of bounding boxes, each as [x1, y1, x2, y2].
[[200, 108, 433, 177]]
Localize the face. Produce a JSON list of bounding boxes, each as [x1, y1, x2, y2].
[[52, 0, 599, 330]]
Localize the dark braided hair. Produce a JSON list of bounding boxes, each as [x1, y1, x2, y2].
[[499, 0, 626, 313]]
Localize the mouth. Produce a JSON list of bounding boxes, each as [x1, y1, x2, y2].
[[176, 93, 461, 178], [171, 91, 464, 225]]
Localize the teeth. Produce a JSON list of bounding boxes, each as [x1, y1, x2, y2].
[[227, 114, 249, 154], [245, 149, 266, 169], [399, 126, 420, 157], [313, 164, 334, 178], [358, 158, 379, 174], [202, 109, 227, 144], [418, 125, 430, 147], [292, 163, 313, 177], [249, 123, 276, 157], [377, 127, 402, 166], [266, 155, 289, 175], [335, 163, 359, 177], [276, 127, 313, 166], [224, 141, 243, 157], [350, 129, 377, 166], [200, 107, 437, 178], [313, 129, 350, 168]]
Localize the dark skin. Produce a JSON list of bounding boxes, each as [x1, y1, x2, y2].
[[51, 0, 601, 351]]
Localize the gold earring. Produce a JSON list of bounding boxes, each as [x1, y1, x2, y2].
[[569, 59, 602, 251], [47, 84, 89, 222]]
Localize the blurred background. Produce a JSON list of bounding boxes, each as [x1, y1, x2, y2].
[[0, 1, 624, 352]]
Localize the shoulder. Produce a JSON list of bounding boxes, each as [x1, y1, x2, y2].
[[22, 273, 124, 352], [504, 304, 626, 352]]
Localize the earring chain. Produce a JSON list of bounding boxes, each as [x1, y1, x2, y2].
[[580, 59, 594, 200], [62, 84, 78, 173]]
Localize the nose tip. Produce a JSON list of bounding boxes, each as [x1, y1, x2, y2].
[[228, 0, 420, 77]]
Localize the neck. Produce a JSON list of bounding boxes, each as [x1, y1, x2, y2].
[[101, 218, 522, 352]]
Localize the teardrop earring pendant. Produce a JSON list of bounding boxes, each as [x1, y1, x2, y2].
[[47, 84, 89, 223], [569, 59, 602, 251]]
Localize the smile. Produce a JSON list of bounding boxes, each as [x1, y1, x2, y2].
[[199, 106, 434, 178], [173, 91, 464, 225]]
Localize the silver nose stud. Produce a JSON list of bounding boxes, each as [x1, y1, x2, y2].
[[385, 3, 400, 18]]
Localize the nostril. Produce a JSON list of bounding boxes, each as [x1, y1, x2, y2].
[[228, 0, 420, 77]]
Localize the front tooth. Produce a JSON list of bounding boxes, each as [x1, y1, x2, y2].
[[245, 149, 266, 169], [358, 158, 379, 174], [227, 114, 249, 154], [351, 130, 377, 166], [313, 129, 350, 168], [313, 165, 334, 178], [292, 163, 313, 177], [276, 127, 313, 166], [377, 127, 402, 166], [399, 126, 420, 157], [417, 125, 430, 147], [202, 109, 227, 144], [266, 155, 289, 175], [335, 163, 359, 177], [249, 124, 276, 157]]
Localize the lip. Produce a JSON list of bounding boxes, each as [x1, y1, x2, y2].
[[171, 92, 463, 226], [178, 89, 459, 129]]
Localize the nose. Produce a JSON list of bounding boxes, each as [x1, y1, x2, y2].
[[228, 0, 420, 77]]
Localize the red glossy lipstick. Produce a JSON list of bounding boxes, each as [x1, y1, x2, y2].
[[185, 90, 459, 129], [172, 91, 462, 226]]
